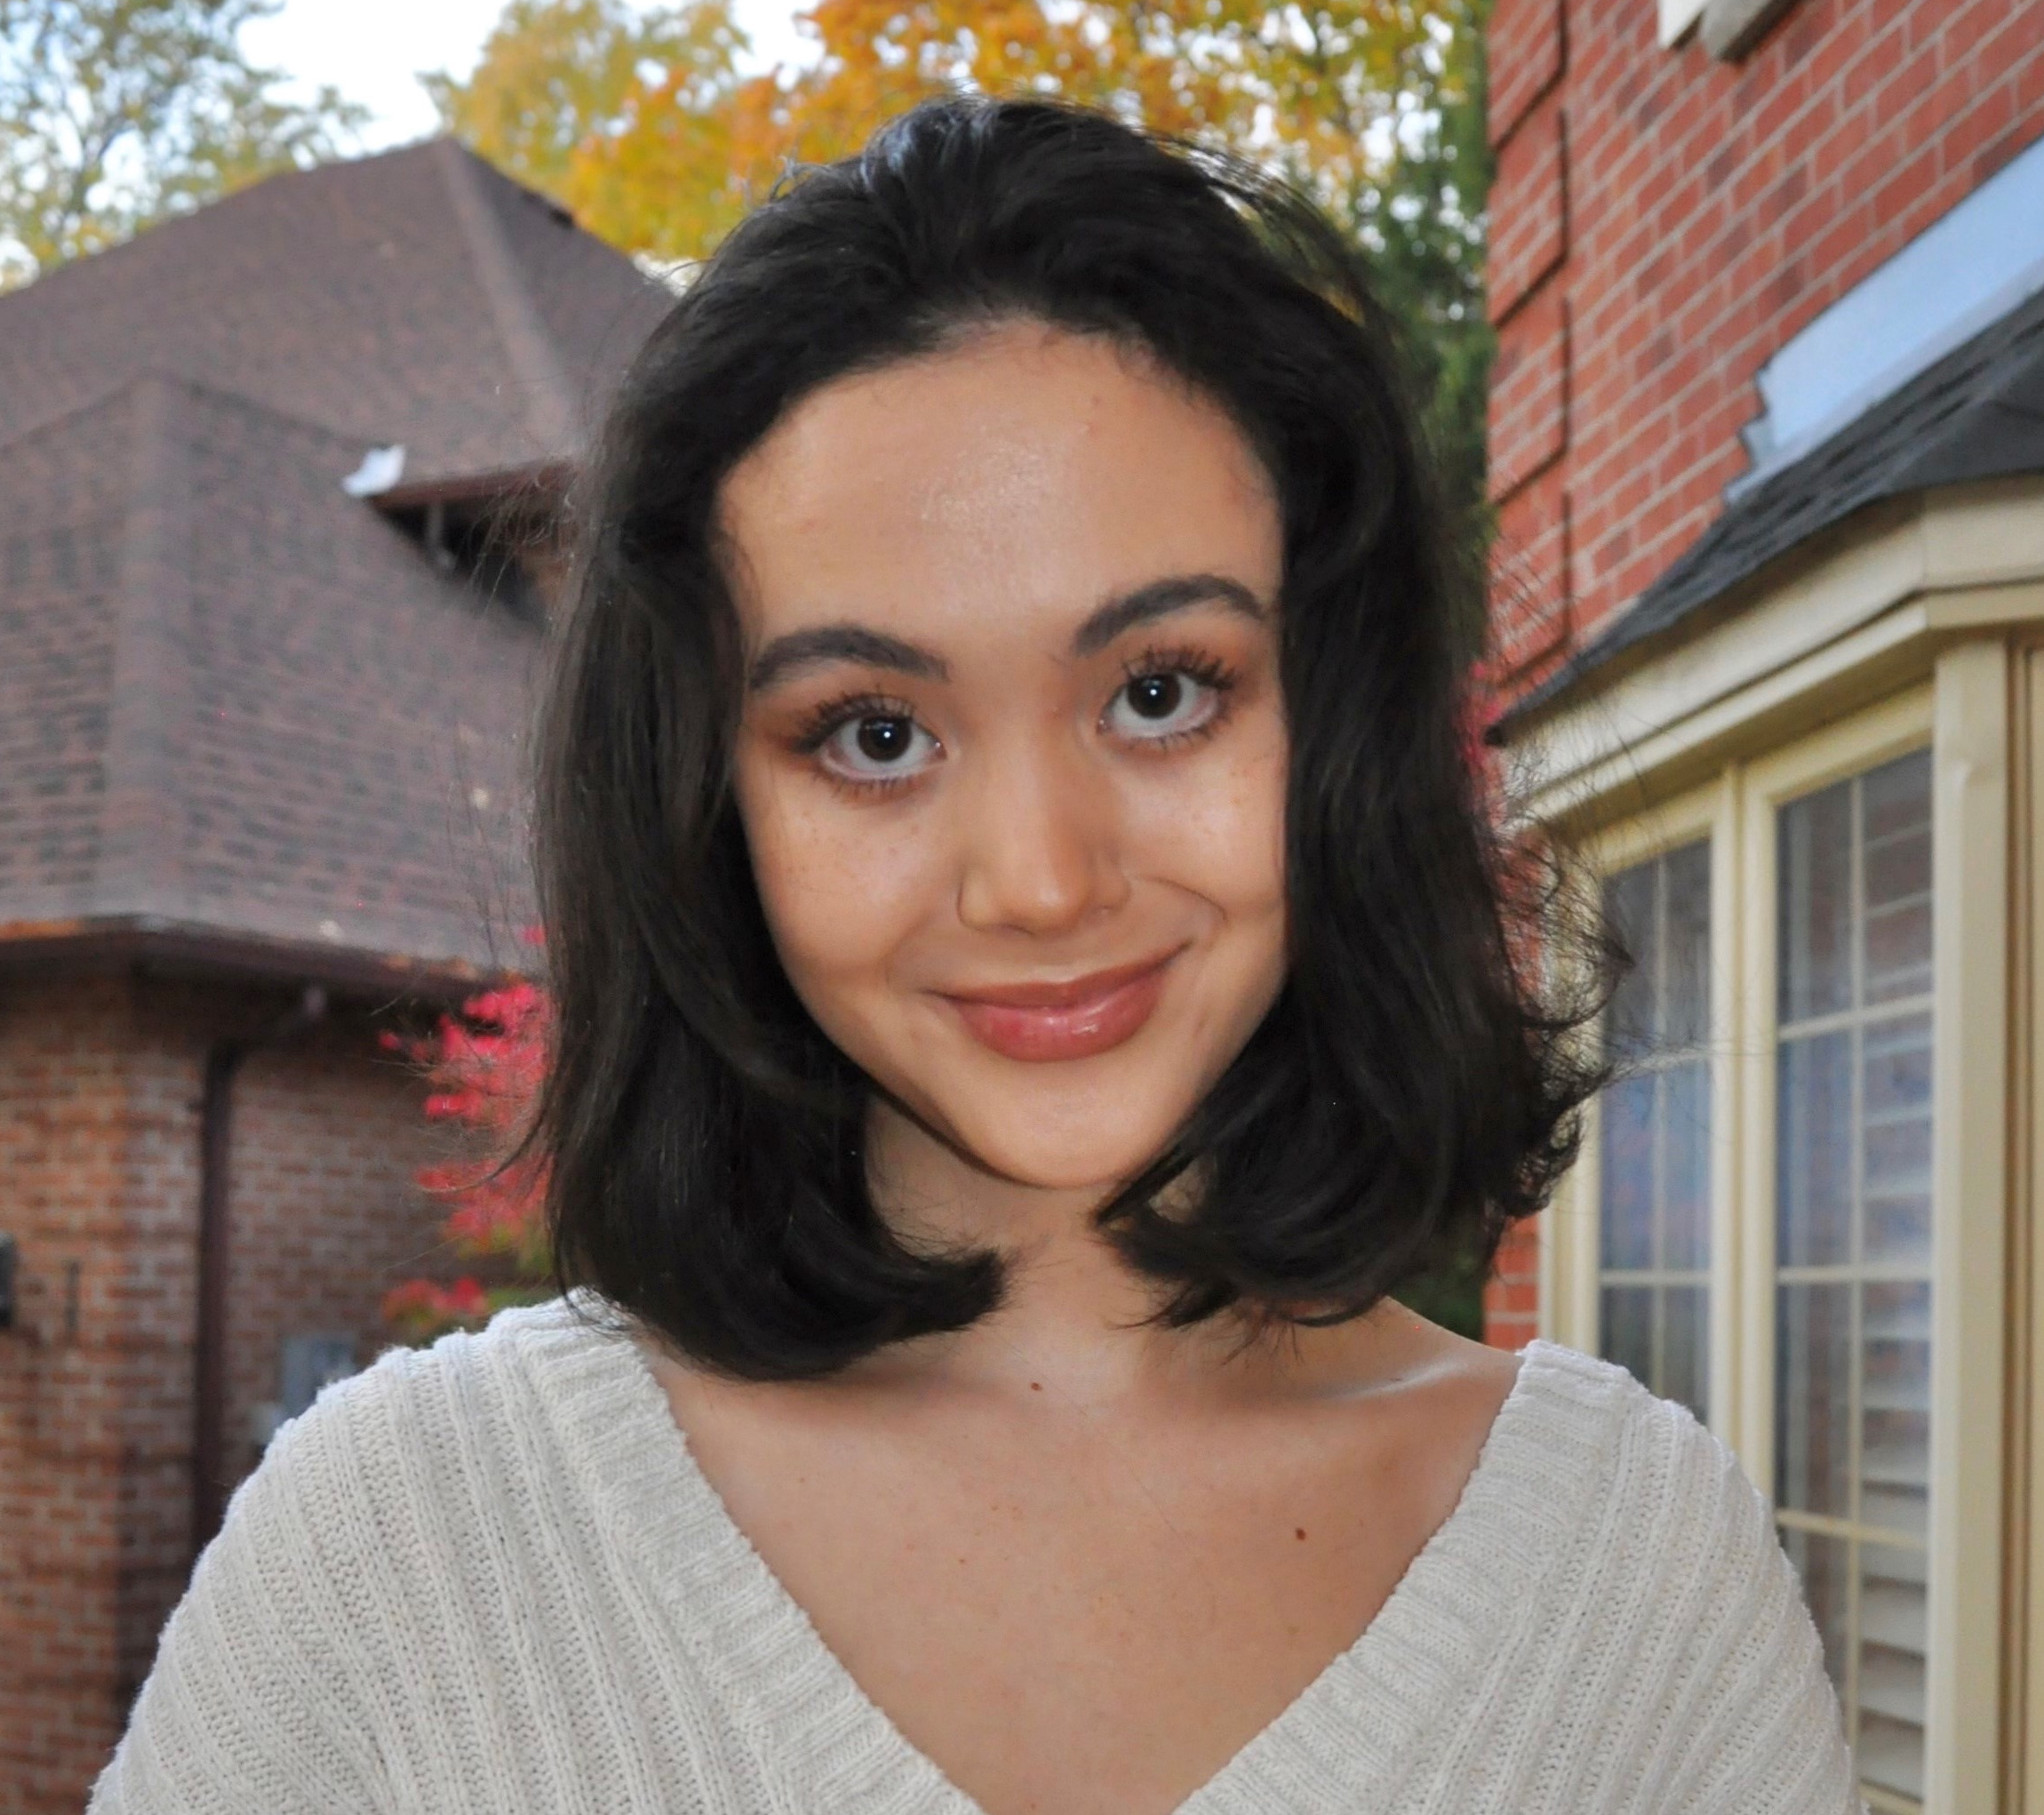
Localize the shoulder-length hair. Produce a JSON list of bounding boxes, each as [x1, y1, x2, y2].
[[533, 94, 1601, 1379]]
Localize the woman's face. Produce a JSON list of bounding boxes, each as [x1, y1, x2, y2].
[[722, 322, 1289, 1194]]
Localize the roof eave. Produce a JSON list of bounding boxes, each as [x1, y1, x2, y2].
[[0, 915, 523, 1006], [370, 457, 574, 514]]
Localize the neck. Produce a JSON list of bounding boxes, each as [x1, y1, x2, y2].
[[861, 1098, 1405, 1408]]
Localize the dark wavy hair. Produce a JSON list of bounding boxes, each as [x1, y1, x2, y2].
[[532, 94, 1601, 1379]]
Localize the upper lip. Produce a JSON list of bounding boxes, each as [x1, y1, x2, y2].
[[937, 949, 1182, 1009]]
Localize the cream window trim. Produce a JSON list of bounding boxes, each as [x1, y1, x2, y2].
[[1924, 644, 2009, 1815], [2018, 644, 2044, 1814], [1659, 0, 1708, 47], [1508, 475, 2044, 832], [1543, 777, 1743, 1449]]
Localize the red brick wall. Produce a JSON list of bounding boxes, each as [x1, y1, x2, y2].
[[1483, 1220, 1542, 1352], [212, 1016, 446, 1500], [1483, 0, 2044, 675], [1480, 0, 2044, 1342], [0, 968, 446, 1813]]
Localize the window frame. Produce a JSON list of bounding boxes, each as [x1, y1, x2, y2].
[[1541, 667, 2011, 1812], [1551, 776, 1740, 1446]]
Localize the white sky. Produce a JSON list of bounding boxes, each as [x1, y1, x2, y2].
[[242, 0, 814, 152]]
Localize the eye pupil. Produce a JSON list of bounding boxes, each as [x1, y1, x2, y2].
[[1128, 674, 1181, 720], [856, 716, 913, 763]]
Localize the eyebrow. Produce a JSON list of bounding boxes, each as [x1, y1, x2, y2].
[[746, 572, 1268, 692], [1069, 573, 1266, 657]]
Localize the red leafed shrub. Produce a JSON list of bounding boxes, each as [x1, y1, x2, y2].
[[379, 975, 555, 1346]]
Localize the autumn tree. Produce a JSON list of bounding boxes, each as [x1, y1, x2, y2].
[[0, 0, 367, 286], [380, 978, 555, 1346], [424, 0, 753, 258], [434, 0, 1494, 580]]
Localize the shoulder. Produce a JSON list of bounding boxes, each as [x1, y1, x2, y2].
[[89, 1294, 645, 1812], [1499, 1342, 1787, 1635], [1480, 1343, 1859, 1811], [236, 1291, 647, 1582]]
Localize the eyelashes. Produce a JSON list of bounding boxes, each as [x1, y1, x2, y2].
[[786, 642, 1244, 796], [791, 690, 920, 758], [1109, 643, 1239, 747]]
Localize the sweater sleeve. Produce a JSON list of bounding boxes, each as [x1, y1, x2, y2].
[[87, 1379, 397, 1814], [1651, 1408, 1868, 1815]]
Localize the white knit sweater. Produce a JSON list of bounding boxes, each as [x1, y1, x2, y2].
[[91, 1295, 1864, 1813]]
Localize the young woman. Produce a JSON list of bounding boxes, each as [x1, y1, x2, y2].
[[93, 99, 1860, 1814]]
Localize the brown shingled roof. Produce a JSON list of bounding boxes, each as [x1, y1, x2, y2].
[[0, 142, 674, 987], [0, 139, 669, 487]]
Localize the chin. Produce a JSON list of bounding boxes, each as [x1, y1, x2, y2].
[[940, 1093, 1190, 1195]]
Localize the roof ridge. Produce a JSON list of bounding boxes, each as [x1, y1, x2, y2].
[[0, 137, 449, 320], [431, 140, 581, 460]]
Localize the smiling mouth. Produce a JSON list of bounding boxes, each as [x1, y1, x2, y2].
[[938, 950, 1182, 1063]]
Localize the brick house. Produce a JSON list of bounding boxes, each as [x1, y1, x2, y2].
[[0, 141, 666, 1810], [1476, 0, 2044, 1806]]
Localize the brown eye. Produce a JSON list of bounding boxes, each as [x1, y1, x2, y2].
[[855, 717, 915, 763], [1125, 674, 1183, 720], [1105, 669, 1221, 743], [818, 711, 940, 784]]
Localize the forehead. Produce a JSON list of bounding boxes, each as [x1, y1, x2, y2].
[[716, 324, 1281, 652]]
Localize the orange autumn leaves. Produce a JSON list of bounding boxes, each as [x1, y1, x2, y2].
[[431, 0, 1468, 268]]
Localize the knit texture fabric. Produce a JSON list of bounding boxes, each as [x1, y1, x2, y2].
[[91, 1294, 1864, 1813]]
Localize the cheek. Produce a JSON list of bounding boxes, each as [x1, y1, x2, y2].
[[1124, 716, 1289, 924], [732, 754, 937, 1007]]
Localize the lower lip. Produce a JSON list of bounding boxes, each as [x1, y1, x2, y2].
[[943, 958, 1176, 1063]]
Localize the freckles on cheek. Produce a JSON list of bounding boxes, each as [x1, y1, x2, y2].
[[1122, 747, 1288, 910], [743, 778, 942, 983]]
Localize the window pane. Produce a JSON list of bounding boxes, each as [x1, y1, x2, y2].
[[1773, 749, 1933, 1811], [1781, 1524, 1851, 1691], [1599, 1074, 1656, 1271], [1861, 1280, 1931, 1537], [1859, 1281, 1931, 1540], [1863, 751, 1933, 1006], [1664, 841, 1711, 1046], [1858, 1542, 1928, 1802], [1661, 1284, 1708, 1425], [1604, 863, 1658, 1062], [1780, 780, 1854, 1022], [1661, 1060, 1711, 1270], [1863, 1013, 1932, 1266], [1778, 1030, 1852, 1267], [1600, 1285, 1653, 1392], [1777, 1282, 1854, 1518], [1594, 841, 1711, 1425]]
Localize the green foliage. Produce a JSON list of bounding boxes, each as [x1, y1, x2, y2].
[[0, 0, 367, 286], [1393, 1237, 1489, 1340], [1332, 0, 1495, 654]]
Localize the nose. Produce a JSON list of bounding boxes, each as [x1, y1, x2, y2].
[[954, 730, 1130, 936]]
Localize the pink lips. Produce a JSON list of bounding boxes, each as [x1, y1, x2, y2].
[[938, 951, 1180, 1063]]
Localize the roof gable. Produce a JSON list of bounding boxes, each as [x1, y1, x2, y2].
[[0, 140, 671, 490], [0, 372, 539, 979]]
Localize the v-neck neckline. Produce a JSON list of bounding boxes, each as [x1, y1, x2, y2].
[[515, 1296, 1605, 1815]]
